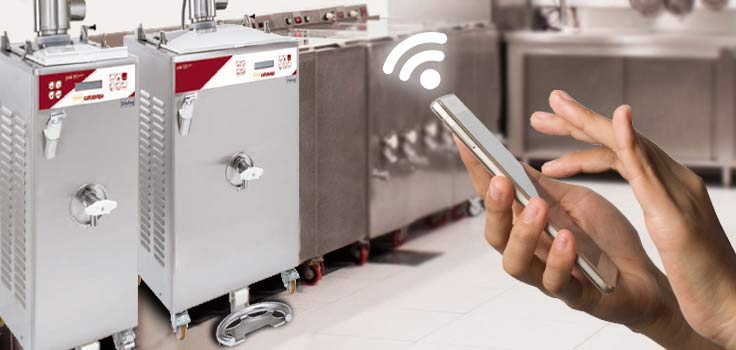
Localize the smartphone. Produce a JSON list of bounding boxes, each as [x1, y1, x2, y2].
[[430, 94, 619, 294]]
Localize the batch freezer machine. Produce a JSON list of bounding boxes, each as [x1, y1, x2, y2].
[[0, 1, 139, 349], [126, 0, 301, 339]]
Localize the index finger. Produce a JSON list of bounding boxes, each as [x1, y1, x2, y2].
[[548, 90, 617, 150], [455, 135, 492, 197], [523, 164, 577, 204]]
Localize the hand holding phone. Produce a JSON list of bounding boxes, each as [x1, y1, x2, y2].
[[431, 94, 619, 293]]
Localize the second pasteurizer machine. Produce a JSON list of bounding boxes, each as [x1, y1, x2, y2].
[[249, 6, 499, 257], [125, 0, 301, 339]]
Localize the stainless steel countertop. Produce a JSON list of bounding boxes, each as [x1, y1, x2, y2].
[[505, 30, 736, 59], [507, 30, 736, 45]]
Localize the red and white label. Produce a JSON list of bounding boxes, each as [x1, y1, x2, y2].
[[39, 64, 136, 111], [175, 47, 298, 94]]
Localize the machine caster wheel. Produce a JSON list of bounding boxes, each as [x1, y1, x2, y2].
[[426, 211, 449, 229], [391, 228, 409, 248], [301, 260, 324, 286], [351, 242, 370, 265]]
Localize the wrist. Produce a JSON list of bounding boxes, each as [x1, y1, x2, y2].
[[629, 272, 722, 350]]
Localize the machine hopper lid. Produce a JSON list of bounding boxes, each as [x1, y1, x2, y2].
[[152, 25, 295, 55], [21, 42, 129, 66]]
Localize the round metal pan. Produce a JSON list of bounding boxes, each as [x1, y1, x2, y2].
[[664, 0, 694, 16], [629, 0, 664, 17]]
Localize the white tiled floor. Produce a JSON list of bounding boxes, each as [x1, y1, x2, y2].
[[136, 180, 736, 350]]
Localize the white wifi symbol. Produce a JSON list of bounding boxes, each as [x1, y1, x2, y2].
[[383, 32, 448, 90]]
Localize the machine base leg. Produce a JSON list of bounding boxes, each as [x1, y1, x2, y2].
[[230, 286, 251, 313], [723, 167, 733, 187], [171, 311, 191, 341], [281, 268, 300, 294], [112, 328, 136, 350], [75, 341, 101, 350]]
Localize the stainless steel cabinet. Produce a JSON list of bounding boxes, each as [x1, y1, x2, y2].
[[624, 58, 716, 161], [523, 55, 624, 159], [507, 33, 731, 183]]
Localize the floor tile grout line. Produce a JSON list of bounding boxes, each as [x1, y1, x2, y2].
[[571, 322, 610, 350]]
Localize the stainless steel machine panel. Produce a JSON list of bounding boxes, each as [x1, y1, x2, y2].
[[367, 37, 426, 237], [126, 31, 300, 315], [299, 50, 320, 261], [314, 45, 369, 255], [0, 54, 138, 350]]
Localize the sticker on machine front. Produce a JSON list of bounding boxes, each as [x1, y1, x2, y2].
[[39, 64, 137, 111], [175, 47, 299, 94]]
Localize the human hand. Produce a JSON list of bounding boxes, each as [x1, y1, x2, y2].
[[529, 90, 736, 348], [458, 139, 718, 348]]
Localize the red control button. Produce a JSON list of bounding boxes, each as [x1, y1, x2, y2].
[[295, 16, 303, 24], [337, 11, 345, 18]]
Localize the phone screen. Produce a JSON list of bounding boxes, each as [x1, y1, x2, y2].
[[431, 94, 618, 293]]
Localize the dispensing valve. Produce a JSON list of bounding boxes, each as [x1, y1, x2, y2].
[[401, 130, 429, 166], [43, 110, 66, 160], [373, 133, 399, 182], [178, 93, 197, 136], [226, 153, 264, 190], [71, 184, 117, 228], [424, 122, 440, 151], [382, 133, 399, 164]]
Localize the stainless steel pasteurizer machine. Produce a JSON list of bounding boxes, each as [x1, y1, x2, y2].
[[0, 0, 138, 349], [125, 0, 301, 340]]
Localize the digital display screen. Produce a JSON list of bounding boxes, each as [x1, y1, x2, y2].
[[255, 60, 275, 70], [75, 80, 102, 92]]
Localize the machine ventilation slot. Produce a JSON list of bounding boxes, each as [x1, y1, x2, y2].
[[0, 106, 28, 309], [139, 90, 167, 267]]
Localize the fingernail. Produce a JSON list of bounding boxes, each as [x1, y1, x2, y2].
[[556, 90, 575, 102], [523, 202, 539, 224], [542, 161, 557, 172], [556, 234, 569, 250], [533, 112, 554, 119], [487, 181, 500, 201]]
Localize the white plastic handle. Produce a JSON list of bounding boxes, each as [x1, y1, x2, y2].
[[240, 167, 264, 182], [84, 199, 118, 216]]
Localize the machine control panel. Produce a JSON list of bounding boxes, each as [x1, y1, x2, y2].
[[252, 5, 368, 31], [174, 47, 298, 94], [38, 64, 136, 111]]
